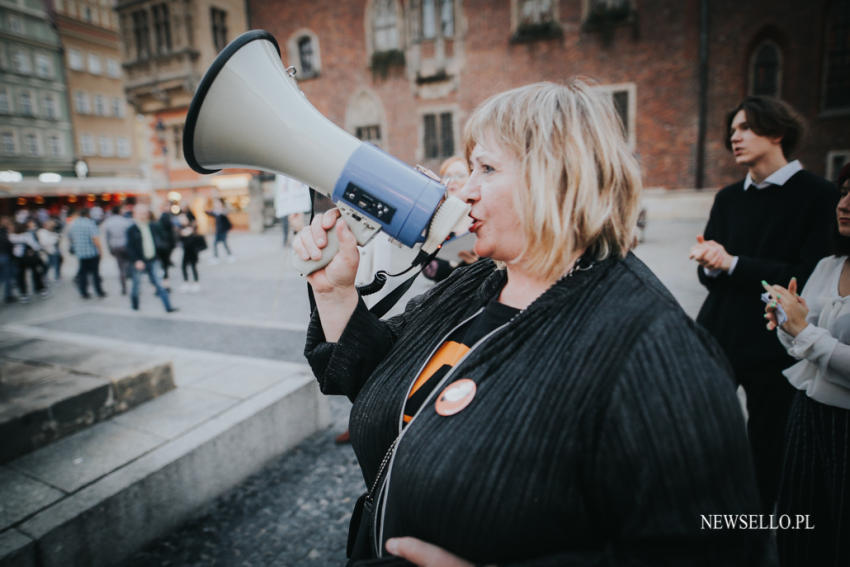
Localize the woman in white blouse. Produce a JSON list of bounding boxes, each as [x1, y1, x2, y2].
[[764, 163, 850, 567]]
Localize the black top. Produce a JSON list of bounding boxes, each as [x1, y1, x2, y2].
[[403, 297, 518, 423], [697, 170, 837, 371], [306, 255, 773, 566]]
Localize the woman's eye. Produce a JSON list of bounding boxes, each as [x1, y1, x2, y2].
[[481, 164, 494, 173]]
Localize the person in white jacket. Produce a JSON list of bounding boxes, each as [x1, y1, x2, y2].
[[764, 162, 849, 567]]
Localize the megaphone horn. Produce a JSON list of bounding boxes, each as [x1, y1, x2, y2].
[[183, 30, 469, 275]]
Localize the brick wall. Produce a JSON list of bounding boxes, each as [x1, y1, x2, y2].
[[246, 0, 849, 190]]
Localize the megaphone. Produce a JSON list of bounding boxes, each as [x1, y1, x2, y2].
[[183, 30, 470, 275]]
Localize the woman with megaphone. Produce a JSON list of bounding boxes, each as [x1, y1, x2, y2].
[[296, 81, 773, 566]]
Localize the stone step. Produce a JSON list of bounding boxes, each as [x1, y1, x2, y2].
[[0, 331, 175, 464], [0, 345, 329, 567]]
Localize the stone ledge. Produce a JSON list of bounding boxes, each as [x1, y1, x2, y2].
[[0, 334, 175, 464], [1, 373, 329, 567]]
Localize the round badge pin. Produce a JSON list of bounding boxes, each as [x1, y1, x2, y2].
[[435, 378, 477, 416]]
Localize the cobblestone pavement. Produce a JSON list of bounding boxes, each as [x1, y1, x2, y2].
[[121, 396, 360, 567]]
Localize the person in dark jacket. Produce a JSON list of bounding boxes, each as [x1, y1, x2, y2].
[[126, 204, 177, 313], [205, 199, 233, 262], [297, 81, 773, 566], [157, 203, 178, 286], [689, 96, 837, 512]]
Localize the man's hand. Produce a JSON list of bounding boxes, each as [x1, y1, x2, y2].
[[135, 260, 144, 271], [689, 235, 734, 272]]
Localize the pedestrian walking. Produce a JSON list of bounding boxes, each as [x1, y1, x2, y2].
[[36, 219, 62, 282], [102, 205, 134, 295], [178, 213, 205, 292], [158, 202, 178, 287], [126, 204, 177, 313], [0, 216, 16, 303], [205, 199, 234, 263], [689, 96, 837, 513], [67, 208, 106, 299]]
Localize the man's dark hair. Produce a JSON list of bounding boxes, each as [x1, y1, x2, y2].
[[724, 96, 806, 159], [79, 208, 90, 218], [111, 205, 121, 215]]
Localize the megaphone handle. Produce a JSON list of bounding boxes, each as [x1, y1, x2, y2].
[[291, 224, 341, 277]]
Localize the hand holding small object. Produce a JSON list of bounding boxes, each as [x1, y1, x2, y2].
[[761, 278, 809, 336]]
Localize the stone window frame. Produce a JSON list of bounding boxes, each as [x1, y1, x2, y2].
[[367, 0, 404, 55], [345, 88, 389, 150], [18, 89, 36, 117], [117, 136, 132, 158], [88, 53, 102, 75], [822, 0, 850, 114], [131, 9, 151, 60], [112, 97, 126, 118], [11, 48, 31, 74], [7, 14, 23, 35], [74, 90, 91, 114], [93, 94, 107, 116], [106, 57, 121, 78], [748, 39, 782, 98], [47, 133, 64, 157], [0, 128, 18, 155], [414, 0, 456, 41], [287, 29, 321, 80], [98, 135, 114, 157], [0, 86, 12, 114], [152, 3, 172, 55], [34, 52, 53, 78], [591, 82, 637, 150], [80, 133, 96, 156], [826, 149, 850, 182], [21, 129, 41, 157], [68, 48, 84, 70], [41, 92, 58, 120], [418, 105, 459, 163], [211, 7, 229, 52]]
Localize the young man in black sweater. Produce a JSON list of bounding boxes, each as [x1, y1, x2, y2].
[[690, 96, 837, 512]]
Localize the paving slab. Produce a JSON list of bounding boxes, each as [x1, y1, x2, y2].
[[0, 467, 64, 532], [0, 529, 34, 567], [190, 364, 285, 399], [111, 387, 238, 439], [8, 421, 165, 493]]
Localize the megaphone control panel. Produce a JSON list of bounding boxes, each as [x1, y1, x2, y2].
[[342, 183, 396, 224]]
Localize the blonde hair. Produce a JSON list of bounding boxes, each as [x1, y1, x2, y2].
[[463, 80, 642, 282], [439, 155, 468, 178]]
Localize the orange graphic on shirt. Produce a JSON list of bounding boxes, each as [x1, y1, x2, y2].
[[403, 341, 470, 423]]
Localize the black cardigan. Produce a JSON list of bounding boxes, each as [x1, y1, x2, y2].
[[306, 254, 774, 566], [696, 171, 836, 372]]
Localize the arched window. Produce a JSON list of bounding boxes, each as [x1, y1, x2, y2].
[[298, 36, 314, 75], [373, 0, 400, 52], [750, 41, 781, 97], [824, 0, 850, 110], [346, 90, 386, 149], [287, 30, 321, 79]]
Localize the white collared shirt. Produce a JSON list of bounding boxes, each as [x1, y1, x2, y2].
[[743, 159, 802, 191], [705, 160, 803, 277]]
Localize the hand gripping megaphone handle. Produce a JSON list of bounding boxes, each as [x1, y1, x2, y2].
[[291, 224, 341, 277]]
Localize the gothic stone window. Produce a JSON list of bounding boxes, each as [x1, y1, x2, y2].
[[298, 36, 315, 75], [211, 8, 228, 52], [132, 10, 151, 59], [420, 0, 454, 40], [824, 0, 850, 110], [423, 111, 454, 159], [152, 4, 172, 54], [373, 0, 400, 52], [750, 40, 781, 97]]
